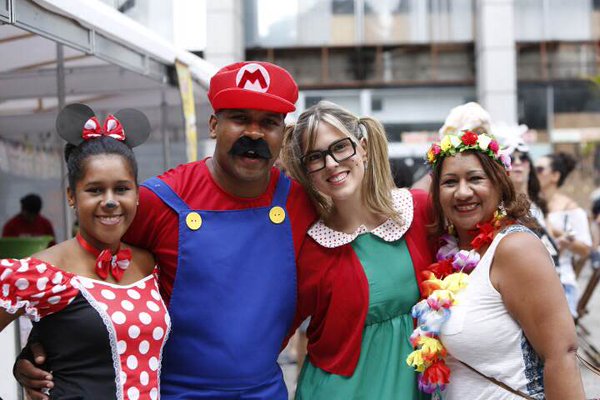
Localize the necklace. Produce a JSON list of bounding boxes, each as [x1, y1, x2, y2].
[[406, 212, 507, 396], [76, 233, 131, 282]]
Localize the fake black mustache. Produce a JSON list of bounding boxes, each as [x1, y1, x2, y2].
[[228, 136, 272, 159]]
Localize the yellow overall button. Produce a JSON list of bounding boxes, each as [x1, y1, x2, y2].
[[186, 212, 202, 230], [269, 206, 285, 224]]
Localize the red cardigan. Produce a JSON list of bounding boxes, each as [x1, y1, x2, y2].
[[289, 189, 433, 377]]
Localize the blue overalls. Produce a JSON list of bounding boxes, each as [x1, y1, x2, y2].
[[141, 174, 297, 399]]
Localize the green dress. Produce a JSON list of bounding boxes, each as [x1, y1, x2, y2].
[[296, 234, 427, 400]]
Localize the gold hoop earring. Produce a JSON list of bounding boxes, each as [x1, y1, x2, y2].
[[445, 219, 455, 236]]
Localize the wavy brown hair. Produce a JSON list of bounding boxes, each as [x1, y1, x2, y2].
[[429, 150, 538, 237]]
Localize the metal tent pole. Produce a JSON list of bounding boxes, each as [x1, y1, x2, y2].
[[56, 43, 72, 241], [161, 88, 171, 170]]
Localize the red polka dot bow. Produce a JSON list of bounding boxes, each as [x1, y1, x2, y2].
[[82, 115, 126, 141], [76, 233, 132, 282]]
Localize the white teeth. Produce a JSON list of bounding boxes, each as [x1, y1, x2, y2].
[[456, 204, 478, 211], [329, 172, 348, 183], [99, 216, 122, 225]]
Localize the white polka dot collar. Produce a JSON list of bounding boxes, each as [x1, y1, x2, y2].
[[308, 188, 414, 248]]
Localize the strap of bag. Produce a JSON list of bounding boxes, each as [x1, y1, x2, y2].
[[459, 351, 600, 398], [458, 360, 535, 399], [577, 352, 600, 377]]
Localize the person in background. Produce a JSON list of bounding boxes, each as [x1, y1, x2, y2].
[[493, 125, 560, 265], [2, 193, 56, 245], [1, 104, 168, 399], [390, 158, 416, 188], [408, 128, 584, 399], [536, 152, 592, 317], [282, 100, 431, 399], [591, 197, 600, 252]]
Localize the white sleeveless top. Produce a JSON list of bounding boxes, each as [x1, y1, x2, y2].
[[440, 225, 545, 400]]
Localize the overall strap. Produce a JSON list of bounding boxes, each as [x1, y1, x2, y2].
[[271, 172, 291, 208], [141, 177, 190, 213]]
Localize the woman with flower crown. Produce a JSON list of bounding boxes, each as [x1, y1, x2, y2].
[[407, 129, 584, 399], [0, 104, 170, 400]]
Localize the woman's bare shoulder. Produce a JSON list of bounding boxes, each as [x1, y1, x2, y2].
[[30, 239, 76, 269], [494, 231, 553, 275]]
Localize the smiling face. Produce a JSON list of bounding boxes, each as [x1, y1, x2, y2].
[[209, 108, 285, 197], [68, 154, 138, 251], [438, 152, 501, 244], [305, 121, 366, 205]]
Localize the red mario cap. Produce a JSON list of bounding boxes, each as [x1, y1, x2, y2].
[[208, 61, 298, 113]]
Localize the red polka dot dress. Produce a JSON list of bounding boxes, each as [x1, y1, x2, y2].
[[0, 258, 171, 399]]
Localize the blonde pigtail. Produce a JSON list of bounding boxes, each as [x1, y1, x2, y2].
[[358, 117, 399, 223]]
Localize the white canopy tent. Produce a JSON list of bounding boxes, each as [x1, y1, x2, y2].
[[0, 2, 217, 399], [0, 0, 218, 237], [0, 0, 217, 139]]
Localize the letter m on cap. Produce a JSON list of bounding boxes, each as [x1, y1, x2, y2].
[[235, 63, 270, 93]]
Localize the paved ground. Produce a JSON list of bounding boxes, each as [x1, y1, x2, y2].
[[278, 263, 600, 399]]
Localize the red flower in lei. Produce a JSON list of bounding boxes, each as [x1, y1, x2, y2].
[[428, 258, 454, 279], [468, 220, 495, 250], [469, 213, 512, 250], [460, 130, 478, 146]]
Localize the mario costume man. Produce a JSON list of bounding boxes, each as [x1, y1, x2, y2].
[[15, 61, 316, 400], [126, 62, 316, 398]]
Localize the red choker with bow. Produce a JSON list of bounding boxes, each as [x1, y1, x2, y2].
[[76, 233, 132, 282]]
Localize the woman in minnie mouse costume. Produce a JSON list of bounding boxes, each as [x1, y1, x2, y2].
[[0, 104, 170, 399]]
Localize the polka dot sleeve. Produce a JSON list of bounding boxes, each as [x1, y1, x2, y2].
[[0, 258, 80, 321]]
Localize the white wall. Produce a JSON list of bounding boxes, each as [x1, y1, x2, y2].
[[476, 0, 517, 125]]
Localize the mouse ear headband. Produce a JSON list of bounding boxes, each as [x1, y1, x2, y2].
[[56, 103, 150, 148]]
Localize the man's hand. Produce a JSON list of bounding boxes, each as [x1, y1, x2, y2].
[[14, 343, 53, 400]]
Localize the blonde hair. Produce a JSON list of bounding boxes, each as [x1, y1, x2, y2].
[[282, 100, 398, 221]]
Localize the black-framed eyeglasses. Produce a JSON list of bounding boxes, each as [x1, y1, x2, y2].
[[301, 137, 357, 173]]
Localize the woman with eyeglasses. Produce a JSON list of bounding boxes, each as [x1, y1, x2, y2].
[[281, 101, 432, 399], [535, 152, 592, 317]]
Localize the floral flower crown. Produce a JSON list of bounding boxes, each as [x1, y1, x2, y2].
[[426, 130, 511, 171]]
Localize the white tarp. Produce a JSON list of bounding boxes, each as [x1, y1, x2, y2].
[[33, 0, 217, 87]]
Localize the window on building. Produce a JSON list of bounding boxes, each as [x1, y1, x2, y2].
[[305, 96, 324, 108], [371, 97, 383, 111], [332, 0, 354, 14]]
